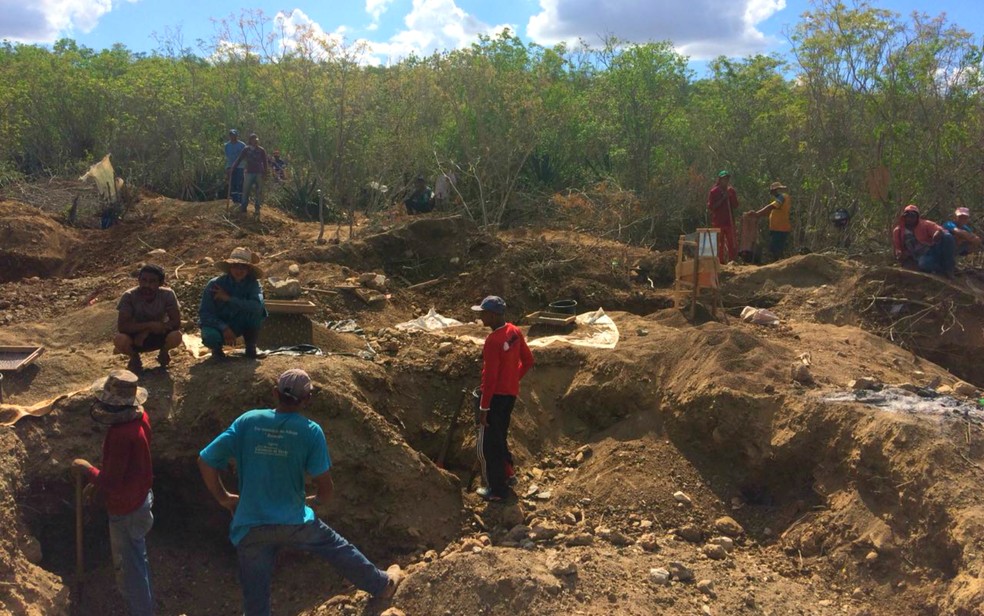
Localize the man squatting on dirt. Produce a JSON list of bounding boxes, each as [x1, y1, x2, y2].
[[114, 263, 182, 373], [73, 370, 156, 616], [472, 295, 534, 502], [198, 368, 404, 616], [198, 247, 267, 360]]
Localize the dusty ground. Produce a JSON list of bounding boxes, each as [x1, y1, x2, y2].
[[2, 193, 984, 616]]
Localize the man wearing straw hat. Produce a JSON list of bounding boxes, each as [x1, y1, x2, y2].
[[750, 181, 793, 261], [198, 247, 267, 360], [72, 370, 155, 616]]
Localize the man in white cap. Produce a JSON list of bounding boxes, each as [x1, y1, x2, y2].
[[198, 368, 403, 615], [470, 295, 534, 502], [944, 207, 981, 256], [198, 247, 267, 360], [73, 370, 155, 616]]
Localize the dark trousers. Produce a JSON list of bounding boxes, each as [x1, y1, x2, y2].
[[477, 394, 516, 497], [229, 167, 244, 204]]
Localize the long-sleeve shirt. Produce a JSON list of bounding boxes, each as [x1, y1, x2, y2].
[[86, 412, 153, 515], [198, 274, 267, 332], [225, 140, 246, 169], [479, 322, 534, 409], [707, 185, 739, 228]]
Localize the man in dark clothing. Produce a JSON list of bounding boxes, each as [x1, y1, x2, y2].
[[230, 133, 268, 217], [471, 295, 534, 502], [404, 175, 434, 215], [198, 247, 267, 360], [73, 370, 155, 616]]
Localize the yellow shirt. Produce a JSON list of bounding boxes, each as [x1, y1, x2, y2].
[[768, 193, 791, 232]]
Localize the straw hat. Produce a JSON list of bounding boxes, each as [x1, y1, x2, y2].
[[769, 181, 787, 192], [217, 247, 263, 278], [91, 370, 148, 407]]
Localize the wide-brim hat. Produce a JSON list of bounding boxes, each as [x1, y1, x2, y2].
[[769, 181, 787, 191], [91, 370, 148, 407], [217, 246, 264, 278]]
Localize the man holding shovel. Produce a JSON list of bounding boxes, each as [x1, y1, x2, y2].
[[707, 170, 739, 264], [72, 370, 155, 616], [471, 296, 534, 502]]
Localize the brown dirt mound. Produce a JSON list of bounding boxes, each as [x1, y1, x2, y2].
[[0, 201, 81, 283]]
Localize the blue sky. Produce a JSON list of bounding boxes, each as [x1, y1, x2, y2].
[[0, 0, 980, 65]]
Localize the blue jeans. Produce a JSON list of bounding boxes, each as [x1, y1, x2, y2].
[[917, 232, 956, 276], [108, 490, 154, 616], [241, 173, 263, 213], [236, 519, 388, 616], [229, 167, 244, 204]]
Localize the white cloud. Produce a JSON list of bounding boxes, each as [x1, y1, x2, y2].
[[365, 0, 397, 29], [366, 0, 514, 64], [274, 8, 349, 59], [0, 0, 138, 43], [526, 0, 785, 58]]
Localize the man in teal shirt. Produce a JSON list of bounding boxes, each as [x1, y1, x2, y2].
[[198, 369, 403, 616], [198, 247, 267, 359]]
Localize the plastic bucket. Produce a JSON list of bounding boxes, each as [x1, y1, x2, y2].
[[548, 299, 578, 315]]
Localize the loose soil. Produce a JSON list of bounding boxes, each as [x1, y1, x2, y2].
[[2, 191, 984, 616]]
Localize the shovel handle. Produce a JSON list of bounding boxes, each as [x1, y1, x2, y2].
[[75, 472, 84, 587]]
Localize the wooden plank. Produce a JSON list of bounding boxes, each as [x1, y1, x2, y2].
[[525, 311, 577, 326], [264, 300, 318, 315]]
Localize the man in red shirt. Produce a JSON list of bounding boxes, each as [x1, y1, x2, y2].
[[73, 370, 154, 616], [707, 170, 739, 264], [471, 296, 534, 502]]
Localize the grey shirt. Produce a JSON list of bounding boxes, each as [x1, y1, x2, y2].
[[117, 287, 180, 324]]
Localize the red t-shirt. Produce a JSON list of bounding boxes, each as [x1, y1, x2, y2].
[[479, 322, 534, 409], [86, 412, 153, 515]]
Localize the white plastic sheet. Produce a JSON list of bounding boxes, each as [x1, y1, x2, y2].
[[740, 306, 780, 325], [79, 154, 117, 201], [395, 308, 464, 332]]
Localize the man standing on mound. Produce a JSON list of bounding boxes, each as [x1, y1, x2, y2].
[[198, 247, 267, 360], [198, 369, 403, 616], [114, 264, 182, 373], [471, 296, 534, 502], [707, 170, 739, 264]]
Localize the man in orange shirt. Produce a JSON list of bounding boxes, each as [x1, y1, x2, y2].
[[471, 296, 534, 502], [750, 181, 792, 261]]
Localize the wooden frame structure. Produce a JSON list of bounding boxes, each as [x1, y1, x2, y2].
[[673, 228, 726, 321]]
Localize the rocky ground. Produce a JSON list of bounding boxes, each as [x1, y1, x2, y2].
[[1, 192, 984, 616]]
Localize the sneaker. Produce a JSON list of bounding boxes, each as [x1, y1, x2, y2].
[[476, 486, 503, 502], [375, 564, 404, 600], [126, 355, 143, 373], [157, 349, 171, 368]]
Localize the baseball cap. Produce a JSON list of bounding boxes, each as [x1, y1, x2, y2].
[[718, 170, 730, 177], [955, 207, 970, 217], [277, 369, 312, 402], [228, 129, 238, 135], [471, 295, 506, 314], [903, 204, 920, 216]]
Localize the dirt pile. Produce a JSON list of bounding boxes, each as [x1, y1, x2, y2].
[[0, 201, 81, 283], [3, 185, 984, 615]]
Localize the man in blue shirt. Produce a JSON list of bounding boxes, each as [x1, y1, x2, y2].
[[943, 207, 981, 257], [198, 247, 267, 360], [198, 369, 403, 616], [224, 129, 246, 205]]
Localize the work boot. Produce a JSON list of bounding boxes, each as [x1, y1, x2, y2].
[[243, 329, 260, 360], [157, 348, 171, 368], [126, 354, 143, 373], [209, 347, 227, 361]]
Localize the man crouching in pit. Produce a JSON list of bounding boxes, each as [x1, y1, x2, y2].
[[114, 264, 183, 373]]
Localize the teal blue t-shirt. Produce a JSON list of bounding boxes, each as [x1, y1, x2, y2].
[[199, 409, 331, 545]]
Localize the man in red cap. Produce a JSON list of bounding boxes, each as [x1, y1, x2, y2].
[[943, 207, 981, 256], [471, 296, 534, 502], [892, 204, 957, 278], [707, 170, 739, 264]]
